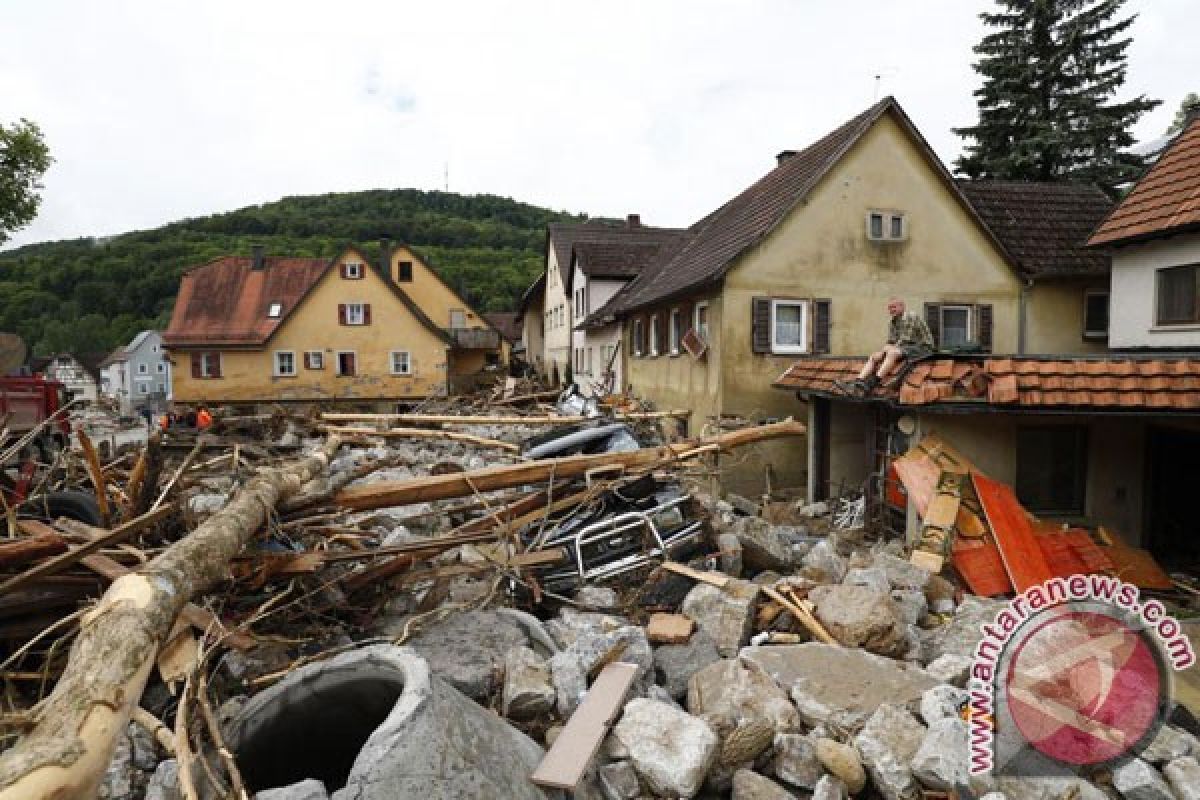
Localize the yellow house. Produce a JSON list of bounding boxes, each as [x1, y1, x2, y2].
[[164, 243, 503, 407]]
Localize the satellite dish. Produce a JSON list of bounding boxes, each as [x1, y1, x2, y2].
[[0, 333, 28, 376]]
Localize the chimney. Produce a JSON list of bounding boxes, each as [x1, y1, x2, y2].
[[379, 234, 392, 273], [626, 214, 641, 228], [251, 244, 265, 271], [776, 150, 798, 167]]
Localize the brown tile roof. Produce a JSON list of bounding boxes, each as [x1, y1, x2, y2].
[[164, 256, 329, 348], [774, 356, 1200, 410], [572, 234, 686, 281], [957, 181, 1113, 278], [1088, 115, 1200, 246], [483, 312, 521, 344], [546, 220, 685, 290]]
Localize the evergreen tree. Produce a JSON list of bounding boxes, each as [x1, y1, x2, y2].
[[954, 0, 1159, 193], [1167, 93, 1199, 135]]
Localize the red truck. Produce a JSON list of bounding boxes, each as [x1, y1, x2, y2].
[[0, 375, 72, 463]]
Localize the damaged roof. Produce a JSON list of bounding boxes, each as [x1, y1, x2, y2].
[[1088, 114, 1200, 247], [958, 181, 1113, 278], [774, 355, 1200, 411]]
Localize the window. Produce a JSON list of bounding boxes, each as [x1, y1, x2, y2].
[[669, 308, 682, 354], [342, 262, 363, 279], [152, 345, 158, 353], [450, 309, 466, 329], [336, 352, 357, 377], [1016, 426, 1088, 515], [939, 305, 973, 349], [137, 363, 148, 374], [649, 314, 660, 356], [156, 363, 165, 373], [771, 299, 808, 354], [304, 351, 324, 370], [866, 210, 906, 242], [268, 302, 282, 318], [390, 351, 412, 375], [274, 351, 296, 377], [136, 382, 148, 395], [1083, 290, 1109, 340], [156, 383, 165, 393], [191, 352, 222, 379], [694, 302, 709, 342], [340, 303, 369, 325], [1156, 265, 1200, 325], [631, 319, 644, 356], [397, 261, 413, 282], [587, 347, 593, 374]]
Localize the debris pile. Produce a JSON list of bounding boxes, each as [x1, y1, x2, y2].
[[0, 399, 1193, 800]]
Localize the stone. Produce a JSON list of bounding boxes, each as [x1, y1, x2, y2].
[[721, 719, 778, 766], [1164, 756, 1200, 800], [802, 539, 847, 583], [502, 645, 555, 719], [1112, 758, 1175, 800], [814, 774, 848, 800], [772, 733, 823, 790], [612, 698, 719, 799], [798, 501, 829, 518], [145, 760, 181, 800], [598, 761, 641, 800], [718, 532, 745, 578], [993, 776, 1108, 800], [843, 567, 891, 594], [920, 685, 968, 725], [733, 517, 795, 572], [922, 596, 1009, 662], [809, 584, 907, 657], [732, 769, 798, 800], [646, 612, 695, 644], [742, 644, 937, 729], [257, 779, 330, 800], [644, 683, 683, 708], [576, 586, 619, 609], [687, 657, 801, 733], [924, 654, 973, 687], [912, 717, 969, 790], [550, 625, 653, 716], [853, 704, 926, 800], [890, 590, 928, 627], [545, 608, 629, 650], [814, 738, 866, 794], [404, 610, 532, 700], [98, 731, 135, 800], [873, 552, 932, 590], [1141, 725, 1193, 764], [654, 628, 721, 699], [681, 579, 760, 657]]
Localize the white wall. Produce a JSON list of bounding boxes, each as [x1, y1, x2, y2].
[[571, 267, 628, 395], [1109, 233, 1200, 348], [542, 244, 571, 383]]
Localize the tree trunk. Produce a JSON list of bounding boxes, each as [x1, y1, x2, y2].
[[0, 437, 342, 800]]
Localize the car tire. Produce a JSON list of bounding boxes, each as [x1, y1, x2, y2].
[[35, 490, 104, 526]]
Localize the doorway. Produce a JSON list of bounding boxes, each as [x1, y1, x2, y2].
[[1144, 425, 1200, 566]]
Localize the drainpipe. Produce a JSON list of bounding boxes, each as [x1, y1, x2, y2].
[[1017, 278, 1032, 355]]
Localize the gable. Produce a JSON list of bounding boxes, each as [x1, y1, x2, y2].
[[386, 245, 491, 331]]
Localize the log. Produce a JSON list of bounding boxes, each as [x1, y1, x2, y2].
[[0, 436, 342, 799], [0, 529, 68, 568], [321, 425, 519, 452], [75, 430, 110, 526], [337, 418, 805, 511], [320, 409, 692, 426]]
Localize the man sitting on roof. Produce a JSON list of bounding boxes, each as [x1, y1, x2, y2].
[[837, 298, 933, 397]]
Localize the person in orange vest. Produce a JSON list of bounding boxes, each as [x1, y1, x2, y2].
[[195, 406, 213, 430], [159, 412, 170, 432]]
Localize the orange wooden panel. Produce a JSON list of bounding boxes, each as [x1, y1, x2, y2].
[[952, 538, 1012, 596], [972, 472, 1054, 593], [1104, 543, 1175, 590]]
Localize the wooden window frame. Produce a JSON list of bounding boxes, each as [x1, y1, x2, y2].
[[1154, 264, 1200, 326], [335, 351, 357, 377], [342, 262, 363, 280], [694, 302, 709, 342], [938, 304, 974, 349], [345, 303, 367, 326], [770, 298, 809, 355], [390, 350, 412, 375], [273, 351, 297, 377], [1083, 289, 1110, 340], [396, 261, 413, 282], [192, 352, 222, 379], [304, 351, 324, 370]]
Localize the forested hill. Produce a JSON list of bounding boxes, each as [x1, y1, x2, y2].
[[0, 189, 586, 356]]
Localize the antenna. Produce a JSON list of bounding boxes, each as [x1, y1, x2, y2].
[[873, 73, 882, 101], [444, 162, 449, 192]]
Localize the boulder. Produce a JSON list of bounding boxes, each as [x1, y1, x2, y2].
[[654, 628, 721, 699], [544, 607, 628, 650], [98, 731, 135, 800], [1141, 725, 1193, 764], [681, 579, 760, 657], [890, 590, 928, 627], [924, 654, 973, 687], [576, 586, 619, 610], [873, 553, 932, 590], [1112, 758, 1175, 800], [809, 584, 907, 657], [801, 540, 847, 583], [742, 644, 937, 730], [405, 610, 531, 700], [853, 704, 926, 800], [911, 717, 969, 790], [1164, 756, 1200, 800], [257, 780, 330, 800], [502, 646, 555, 719], [843, 567, 891, 594], [687, 657, 801, 733], [550, 625, 653, 716], [612, 698, 718, 799], [772, 733, 823, 790], [813, 774, 848, 800], [718, 532, 744, 578], [993, 776, 1108, 800], [597, 761, 641, 800], [922, 596, 1008, 662], [145, 760, 181, 800], [919, 685, 968, 725], [732, 769, 798, 800], [814, 738, 866, 794], [733, 517, 795, 572]]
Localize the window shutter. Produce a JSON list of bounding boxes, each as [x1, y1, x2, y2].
[[977, 304, 993, 353], [924, 303, 941, 349], [191, 353, 201, 379], [813, 299, 832, 354], [212, 353, 222, 378], [339, 263, 347, 279], [338, 304, 347, 325], [347, 353, 356, 376], [303, 352, 312, 369], [363, 304, 372, 325], [751, 297, 771, 353]]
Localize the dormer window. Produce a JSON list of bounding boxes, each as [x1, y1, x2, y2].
[[268, 303, 282, 318]]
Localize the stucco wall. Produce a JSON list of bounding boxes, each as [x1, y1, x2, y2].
[[1025, 279, 1110, 355], [172, 254, 449, 404], [387, 245, 490, 333], [521, 300, 545, 373], [572, 270, 628, 394], [1109, 233, 1200, 348], [542, 243, 571, 383]]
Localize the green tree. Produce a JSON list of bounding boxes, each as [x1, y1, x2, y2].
[[1167, 92, 1199, 135], [0, 119, 52, 245], [955, 0, 1159, 193]]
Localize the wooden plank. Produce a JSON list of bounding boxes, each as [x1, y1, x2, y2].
[[646, 613, 694, 644], [951, 537, 1012, 597], [972, 472, 1054, 593], [660, 561, 729, 588], [762, 585, 839, 645], [322, 410, 692, 426], [530, 662, 639, 791]]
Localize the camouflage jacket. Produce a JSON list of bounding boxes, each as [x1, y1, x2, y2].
[[887, 311, 934, 349]]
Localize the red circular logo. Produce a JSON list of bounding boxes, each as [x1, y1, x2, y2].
[[1004, 608, 1164, 766]]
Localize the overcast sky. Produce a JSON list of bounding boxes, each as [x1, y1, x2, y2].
[[2, 0, 1194, 249]]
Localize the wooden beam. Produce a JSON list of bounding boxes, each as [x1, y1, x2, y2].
[[320, 409, 692, 426], [75, 430, 110, 526], [336, 418, 805, 511], [321, 425, 519, 452]]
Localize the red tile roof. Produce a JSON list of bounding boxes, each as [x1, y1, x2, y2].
[[1088, 115, 1200, 246], [164, 256, 329, 348], [774, 356, 1200, 410]]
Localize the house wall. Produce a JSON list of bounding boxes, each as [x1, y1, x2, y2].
[[520, 292, 545, 375], [577, 323, 624, 396], [46, 356, 99, 404], [101, 361, 128, 413], [171, 252, 450, 404], [572, 267, 628, 394], [542, 244, 571, 384], [1109, 233, 1200, 348], [1026, 279, 1110, 354], [126, 332, 171, 410], [387, 246, 490, 334]]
